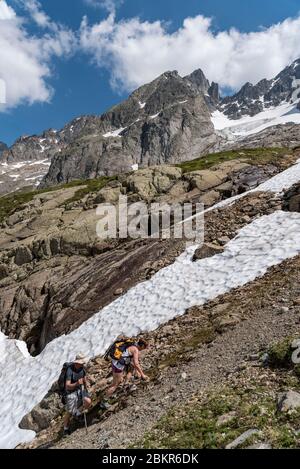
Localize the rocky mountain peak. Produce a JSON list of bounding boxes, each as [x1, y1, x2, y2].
[[0, 115, 107, 194], [220, 57, 300, 119], [208, 82, 220, 103], [184, 69, 220, 107], [1, 65, 222, 192], [41, 68, 219, 187], [184, 68, 210, 93]]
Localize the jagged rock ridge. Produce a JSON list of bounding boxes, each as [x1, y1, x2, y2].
[[2, 59, 300, 190], [220, 59, 300, 119]]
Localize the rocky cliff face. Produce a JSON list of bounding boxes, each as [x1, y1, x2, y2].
[[0, 117, 106, 194], [184, 69, 220, 108], [220, 59, 300, 119], [41, 71, 218, 187]]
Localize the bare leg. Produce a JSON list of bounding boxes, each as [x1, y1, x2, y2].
[[106, 371, 124, 397], [78, 396, 92, 414], [124, 371, 132, 384], [64, 412, 71, 429], [83, 396, 92, 409]]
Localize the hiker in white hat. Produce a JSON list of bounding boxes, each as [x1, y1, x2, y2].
[[63, 353, 92, 436]]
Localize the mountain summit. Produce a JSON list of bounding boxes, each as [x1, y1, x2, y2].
[[41, 69, 218, 187], [1, 60, 300, 192]]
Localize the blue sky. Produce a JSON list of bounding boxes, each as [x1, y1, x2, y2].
[[1, 0, 300, 145]]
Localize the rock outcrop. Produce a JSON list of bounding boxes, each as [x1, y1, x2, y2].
[[278, 391, 300, 413], [283, 183, 300, 212]]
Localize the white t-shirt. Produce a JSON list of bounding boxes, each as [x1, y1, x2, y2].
[[112, 348, 132, 370]]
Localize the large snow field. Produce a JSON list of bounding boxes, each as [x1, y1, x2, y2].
[[1, 209, 300, 448]]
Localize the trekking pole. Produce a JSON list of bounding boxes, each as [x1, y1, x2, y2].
[[83, 410, 88, 435], [81, 385, 88, 434]]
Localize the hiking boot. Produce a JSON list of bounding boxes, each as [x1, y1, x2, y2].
[[129, 384, 138, 392], [99, 400, 111, 410], [73, 410, 82, 419], [124, 383, 138, 393], [63, 428, 71, 437]]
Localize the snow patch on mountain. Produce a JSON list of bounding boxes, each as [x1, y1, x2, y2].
[[212, 101, 300, 138], [150, 112, 161, 119], [0, 160, 51, 193], [0, 160, 51, 173], [103, 127, 127, 138]]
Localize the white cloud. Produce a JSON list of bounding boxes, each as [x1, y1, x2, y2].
[[84, 0, 123, 13], [0, 79, 6, 104], [2, 1, 300, 111], [0, 0, 75, 109], [19, 0, 52, 28], [0, 0, 15, 19], [80, 13, 300, 93]]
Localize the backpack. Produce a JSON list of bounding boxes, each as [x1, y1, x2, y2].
[[57, 362, 72, 404], [104, 338, 136, 362]]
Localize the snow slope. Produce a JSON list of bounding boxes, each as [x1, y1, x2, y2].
[[212, 101, 300, 139], [103, 127, 126, 138], [2, 162, 300, 448]]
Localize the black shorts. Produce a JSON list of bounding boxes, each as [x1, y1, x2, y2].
[[125, 363, 134, 374]]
